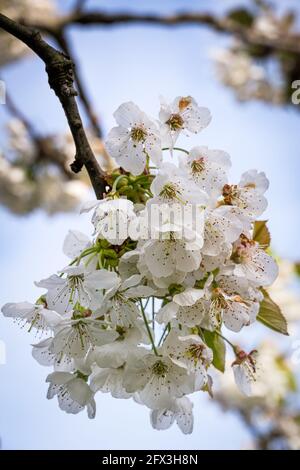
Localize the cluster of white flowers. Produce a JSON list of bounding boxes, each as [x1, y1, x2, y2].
[[0, 120, 91, 214], [2, 96, 280, 434], [0, 0, 57, 66], [253, 11, 295, 41], [213, 46, 285, 105], [213, 7, 296, 107]]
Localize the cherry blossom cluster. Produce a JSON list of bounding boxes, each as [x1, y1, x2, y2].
[[213, 8, 296, 107], [2, 96, 280, 434], [214, 45, 285, 105], [0, 119, 92, 214]]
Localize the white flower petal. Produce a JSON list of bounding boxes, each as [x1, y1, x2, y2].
[[173, 288, 205, 307]]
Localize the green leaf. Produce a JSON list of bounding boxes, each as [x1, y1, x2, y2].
[[257, 289, 289, 336], [202, 329, 226, 372], [253, 220, 271, 249]]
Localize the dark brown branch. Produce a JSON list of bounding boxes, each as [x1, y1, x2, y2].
[[55, 31, 103, 138], [0, 13, 107, 199], [35, 10, 300, 56], [63, 11, 224, 30]]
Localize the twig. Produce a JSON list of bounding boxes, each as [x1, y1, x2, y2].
[[0, 13, 107, 199], [4, 87, 72, 177], [33, 10, 300, 56], [139, 300, 159, 356], [4, 87, 38, 140]]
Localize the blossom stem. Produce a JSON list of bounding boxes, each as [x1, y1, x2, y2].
[[69, 247, 97, 267], [215, 330, 237, 353], [112, 174, 126, 193], [28, 314, 39, 333], [162, 147, 189, 155], [152, 297, 155, 331], [139, 300, 159, 356], [157, 323, 170, 347]]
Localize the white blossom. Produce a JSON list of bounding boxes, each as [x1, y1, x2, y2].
[[180, 146, 231, 199], [222, 170, 269, 220], [35, 266, 118, 314], [106, 102, 162, 175], [46, 371, 96, 418], [139, 210, 205, 280], [90, 366, 131, 399], [150, 162, 208, 206], [1, 301, 61, 332], [159, 96, 211, 148], [89, 198, 136, 245], [162, 331, 213, 389], [124, 351, 194, 409], [232, 350, 258, 396], [100, 274, 155, 328], [50, 314, 118, 359], [63, 230, 92, 260], [157, 274, 261, 333], [87, 324, 149, 369], [150, 397, 194, 434], [227, 234, 278, 286], [202, 205, 247, 257]]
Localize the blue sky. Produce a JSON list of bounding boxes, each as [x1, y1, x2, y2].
[[0, 0, 299, 450]]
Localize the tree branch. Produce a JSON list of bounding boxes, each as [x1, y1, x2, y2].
[[0, 13, 107, 199], [36, 10, 300, 56], [55, 31, 103, 139]]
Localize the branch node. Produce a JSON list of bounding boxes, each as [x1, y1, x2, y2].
[[73, 119, 82, 129], [31, 30, 42, 41], [46, 55, 78, 97], [70, 155, 84, 173]]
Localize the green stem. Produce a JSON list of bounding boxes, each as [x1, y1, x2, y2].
[[69, 247, 97, 267], [157, 323, 170, 347], [139, 300, 159, 356], [162, 147, 189, 155], [112, 174, 126, 193], [215, 330, 237, 353], [28, 314, 39, 333], [152, 297, 155, 331], [98, 252, 103, 269]]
